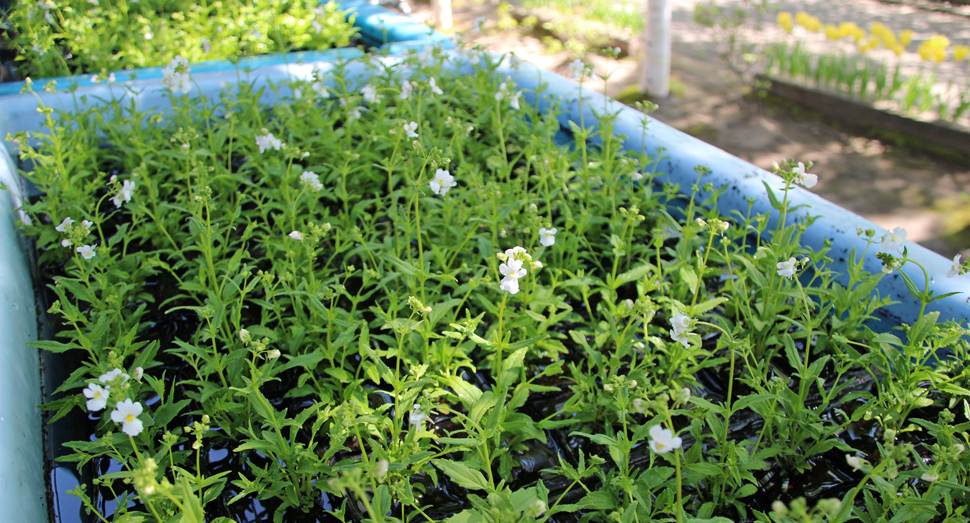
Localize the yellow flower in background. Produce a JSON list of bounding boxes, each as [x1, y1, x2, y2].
[[900, 29, 914, 47], [917, 34, 950, 62], [869, 22, 888, 39], [891, 43, 905, 56], [777, 11, 793, 33], [859, 38, 879, 54], [954, 45, 969, 61], [794, 12, 821, 32], [824, 24, 840, 41], [881, 30, 898, 48], [839, 22, 859, 39]]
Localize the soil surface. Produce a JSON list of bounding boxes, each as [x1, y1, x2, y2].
[[401, 0, 970, 259]]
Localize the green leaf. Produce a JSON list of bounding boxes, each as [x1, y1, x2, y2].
[[432, 459, 489, 491], [614, 264, 654, 288]]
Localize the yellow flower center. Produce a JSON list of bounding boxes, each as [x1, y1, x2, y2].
[[656, 443, 665, 450], [125, 414, 135, 422]]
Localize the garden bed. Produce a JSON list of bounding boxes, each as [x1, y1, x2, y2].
[[758, 74, 970, 159], [4, 20, 970, 523]]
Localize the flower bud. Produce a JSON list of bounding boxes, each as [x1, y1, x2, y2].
[[239, 328, 252, 344]]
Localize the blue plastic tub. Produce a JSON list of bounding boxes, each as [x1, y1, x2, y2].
[[2, 5, 968, 522]]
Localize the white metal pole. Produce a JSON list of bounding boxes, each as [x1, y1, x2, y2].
[[640, 0, 671, 97], [431, 0, 453, 31]]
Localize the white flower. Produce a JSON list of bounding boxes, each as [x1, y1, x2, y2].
[[399, 79, 413, 100], [569, 59, 585, 79], [99, 368, 130, 384], [531, 260, 543, 269], [312, 81, 330, 98], [55, 217, 74, 233], [266, 349, 281, 360], [948, 254, 963, 278], [509, 91, 521, 110], [631, 172, 644, 181], [374, 459, 389, 479], [472, 16, 486, 33], [776, 257, 798, 279], [76, 245, 96, 259], [648, 425, 682, 454], [669, 312, 692, 349], [922, 471, 939, 482], [160, 55, 191, 94], [107, 73, 115, 83], [81, 220, 93, 232], [361, 85, 381, 104], [255, 132, 283, 153], [201, 38, 211, 53], [538, 227, 557, 247], [133, 367, 144, 380], [37, 0, 55, 8], [239, 328, 252, 343], [792, 162, 817, 188], [112, 180, 136, 208], [340, 98, 363, 119], [403, 121, 419, 139], [509, 53, 522, 69], [288, 231, 304, 241], [61, 239, 72, 247], [32, 44, 45, 55], [300, 171, 323, 192], [429, 77, 443, 95], [410, 404, 428, 426], [83, 383, 109, 412], [429, 169, 456, 196], [846, 455, 864, 471], [499, 258, 527, 294], [880, 227, 907, 253], [110, 399, 144, 436], [311, 19, 322, 33]]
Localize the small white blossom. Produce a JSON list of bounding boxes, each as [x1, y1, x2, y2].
[[374, 459, 389, 479], [61, 239, 72, 247], [880, 227, 907, 253], [83, 383, 109, 412], [509, 90, 521, 110], [669, 312, 692, 349], [410, 404, 428, 426], [472, 17, 486, 33], [846, 455, 864, 471], [429, 77, 443, 95], [76, 245, 96, 259], [266, 349, 281, 360], [948, 254, 963, 278], [922, 471, 939, 482], [33, 44, 46, 55], [99, 368, 130, 384], [255, 132, 283, 153], [403, 121, 419, 139], [538, 227, 557, 247], [311, 19, 322, 33], [648, 425, 682, 454], [201, 38, 210, 53], [429, 169, 456, 196], [55, 217, 74, 233], [239, 328, 252, 343], [361, 85, 381, 104], [112, 180, 136, 208], [776, 257, 798, 279], [160, 55, 191, 94], [792, 162, 817, 188], [288, 231, 304, 241], [300, 171, 323, 192], [81, 220, 93, 232], [499, 258, 527, 294], [110, 399, 144, 436], [569, 59, 586, 79], [399, 79, 413, 100], [312, 80, 330, 98], [133, 367, 144, 380], [631, 172, 644, 181]]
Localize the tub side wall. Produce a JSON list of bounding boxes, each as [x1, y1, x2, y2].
[[0, 145, 46, 522]]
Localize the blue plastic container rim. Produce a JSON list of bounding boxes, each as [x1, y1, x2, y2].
[[0, 0, 454, 97]]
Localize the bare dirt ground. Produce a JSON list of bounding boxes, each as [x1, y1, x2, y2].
[[400, 0, 970, 259]]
